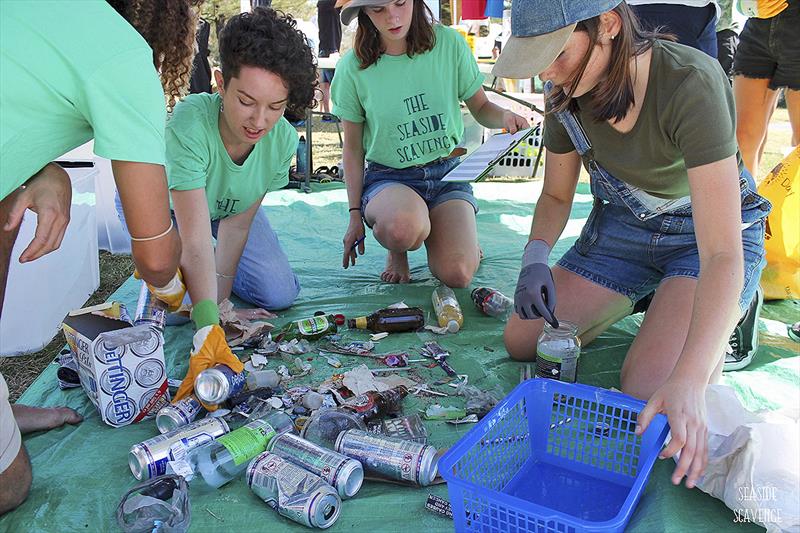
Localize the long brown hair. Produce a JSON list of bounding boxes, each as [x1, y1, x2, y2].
[[107, 0, 200, 110], [354, 0, 436, 69], [549, 3, 674, 123]]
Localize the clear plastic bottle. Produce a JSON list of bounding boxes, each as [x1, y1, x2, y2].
[[432, 285, 463, 333], [190, 410, 295, 488], [535, 321, 581, 383], [471, 287, 513, 321]]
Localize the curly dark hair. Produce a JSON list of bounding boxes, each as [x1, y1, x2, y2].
[[219, 7, 318, 115], [355, 0, 436, 69], [107, 0, 200, 111]]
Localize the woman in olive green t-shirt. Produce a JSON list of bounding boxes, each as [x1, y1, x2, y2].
[[497, 0, 770, 491]]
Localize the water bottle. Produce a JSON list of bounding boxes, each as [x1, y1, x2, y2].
[[296, 135, 307, 175], [432, 285, 463, 333], [190, 410, 295, 488], [471, 287, 513, 321]]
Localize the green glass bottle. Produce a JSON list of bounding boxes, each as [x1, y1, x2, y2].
[[276, 313, 344, 341]]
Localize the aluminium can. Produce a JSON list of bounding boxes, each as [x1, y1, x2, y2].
[[134, 281, 167, 330], [247, 452, 341, 529], [269, 432, 363, 499], [194, 364, 246, 405], [129, 416, 228, 480], [334, 429, 438, 486], [155, 394, 203, 433]]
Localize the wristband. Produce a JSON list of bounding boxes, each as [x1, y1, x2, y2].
[[348, 207, 361, 212], [191, 299, 220, 330]]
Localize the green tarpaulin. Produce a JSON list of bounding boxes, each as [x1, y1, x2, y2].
[[2, 182, 797, 532]]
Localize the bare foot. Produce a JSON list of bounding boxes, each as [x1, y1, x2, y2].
[[11, 404, 83, 434], [381, 251, 411, 283]]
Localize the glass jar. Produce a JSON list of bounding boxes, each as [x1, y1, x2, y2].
[[535, 321, 581, 383]]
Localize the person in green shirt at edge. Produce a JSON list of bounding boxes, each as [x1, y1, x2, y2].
[[332, 0, 529, 286], [498, 0, 770, 491], [113, 8, 317, 407], [0, 0, 199, 516]]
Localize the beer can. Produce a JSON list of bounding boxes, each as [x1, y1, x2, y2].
[[134, 281, 167, 330], [269, 433, 363, 499], [335, 429, 438, 486], [247, 452, 341, 529], [194, 364, 246, 405], [129, 417, 228, 480], [155, 394, 203, 433]]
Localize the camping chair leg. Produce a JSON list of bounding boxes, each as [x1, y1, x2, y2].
[[304, 108, 312, 193]]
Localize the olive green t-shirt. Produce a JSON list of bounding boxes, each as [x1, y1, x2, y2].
[[166, 93, 295, 220], [331, 25, 484, 168], [0, 0, 167, 201], [544, 40, 740, 199]]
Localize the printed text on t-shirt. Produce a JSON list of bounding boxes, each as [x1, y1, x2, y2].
[[395, 93, 451, 164]]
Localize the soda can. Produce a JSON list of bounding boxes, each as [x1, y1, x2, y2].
[[156, 394, 203, 433], [134, 281, 167, 330], [269, 432, 363, 499], [335, 429, 438, 486], [194, 364, 246, 405], [129, 417, 228, 480], [247, 452, 341, 529]]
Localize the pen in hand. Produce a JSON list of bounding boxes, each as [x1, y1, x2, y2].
[[351, 235, 365, 251]]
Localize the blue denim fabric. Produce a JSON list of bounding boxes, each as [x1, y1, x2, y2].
[[115, 193, 299, 311], [360, 157, 478, 220], [546, 82, 771, 313], [509, 0, 622, 38], [630, 4, 718, 57]]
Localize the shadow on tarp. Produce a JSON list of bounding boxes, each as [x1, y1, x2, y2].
[[3, 182, 794, 532]]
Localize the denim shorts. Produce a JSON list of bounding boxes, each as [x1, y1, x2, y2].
[[360, 157, 478, 221], [732, 0, 800, 90], [557, 169, 771, 313]]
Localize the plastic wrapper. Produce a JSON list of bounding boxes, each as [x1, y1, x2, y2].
[[116, 475, 190, 533]]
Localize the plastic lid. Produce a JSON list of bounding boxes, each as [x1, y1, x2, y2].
[[300, 408, 366, 449], [446, 320, 460, 333]]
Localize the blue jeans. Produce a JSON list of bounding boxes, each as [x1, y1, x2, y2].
[[547, 82, 771, 313], [115, 193, 299, 310]]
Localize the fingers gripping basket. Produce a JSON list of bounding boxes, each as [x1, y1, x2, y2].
[[439, 380, 670, 533]]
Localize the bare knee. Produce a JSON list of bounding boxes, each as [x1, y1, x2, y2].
[[373, 216, 426, 251], [434, 261, 477, 288], [620, 363, 663, 401], [504, 316, 543, 362], [0, 447, 32, 516]]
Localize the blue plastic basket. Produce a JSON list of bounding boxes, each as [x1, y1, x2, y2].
[[439, 379, 670, 533]]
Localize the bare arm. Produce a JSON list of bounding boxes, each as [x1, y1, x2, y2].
[[464, 87, 530, 134], [171, 188, 216, 308], [528, 150, 583, 246], [113, 161, 181, 287], [341, 120, 367, 268], [214, 198, 263, 302]]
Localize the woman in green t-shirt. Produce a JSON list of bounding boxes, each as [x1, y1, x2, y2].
[[138, 9, 315, 333], [496, 0, 770, 490], [332, 0, 528, 285]]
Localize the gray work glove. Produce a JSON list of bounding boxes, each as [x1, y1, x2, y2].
[[514, 239, 559, 327]]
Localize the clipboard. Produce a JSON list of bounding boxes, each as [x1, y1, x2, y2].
[[442, 127, 538, 183]]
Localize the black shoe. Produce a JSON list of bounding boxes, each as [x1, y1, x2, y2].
[[724, 286, 763, 371]]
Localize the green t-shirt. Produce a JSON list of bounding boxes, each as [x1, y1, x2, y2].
[[544, 40, 740, 199], [0, 0, 166, 201], [331, 25, 484, 168], [166, 93, 295, 220]]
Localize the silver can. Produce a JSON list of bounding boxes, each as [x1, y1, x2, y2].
[[194, 364, 246, 405], [269, 433, 363, 499], [134, 281, 167, 330], [129, 417, 228, 480], [247, 452, 341, 529], [334, 429, 438, 486], [155, 395, 203, 433]]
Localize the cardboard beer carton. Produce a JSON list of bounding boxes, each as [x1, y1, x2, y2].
[[61, 302, 169, 427]]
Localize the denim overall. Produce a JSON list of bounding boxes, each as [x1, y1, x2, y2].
[[546, 81, 771, 312]]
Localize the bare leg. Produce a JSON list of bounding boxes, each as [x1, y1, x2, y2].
[[424, 199, 480, 288], [10, 405, 82, 434], [364, 184, 430, 284], [0, 447, 31, 516], [504, 265, 633, 361], [320, 82, 331, 115], [734, 76, 779, 177], [787, 89, 800, 148]]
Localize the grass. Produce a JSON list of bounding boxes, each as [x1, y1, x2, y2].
[[2, 108, 794, 401]]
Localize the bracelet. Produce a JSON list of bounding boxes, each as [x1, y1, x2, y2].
[[349, 207, 361, 212], [130, 219, 174, 242], [216, 272, 236, 280]]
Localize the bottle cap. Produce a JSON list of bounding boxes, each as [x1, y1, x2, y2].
[[333, 314, 346, 326], [446, 320, 460, 333]]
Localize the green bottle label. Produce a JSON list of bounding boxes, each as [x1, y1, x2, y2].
[[298, 316, 329, 336], [218, 422, 277, 466]]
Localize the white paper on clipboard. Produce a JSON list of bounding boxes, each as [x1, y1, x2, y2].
[[442, 128, 536, 182]]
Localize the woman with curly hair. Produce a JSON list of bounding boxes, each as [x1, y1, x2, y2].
[[116, 7, 316, 360], [0, 0, 197, 515], [332, 0, 529, 286]]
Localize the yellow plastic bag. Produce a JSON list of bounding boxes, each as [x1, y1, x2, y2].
[[758, 147, 800, 300]]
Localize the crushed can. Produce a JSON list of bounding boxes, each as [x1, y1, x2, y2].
[[335, 429, 438, 486], [155, 394, 203, 433]]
